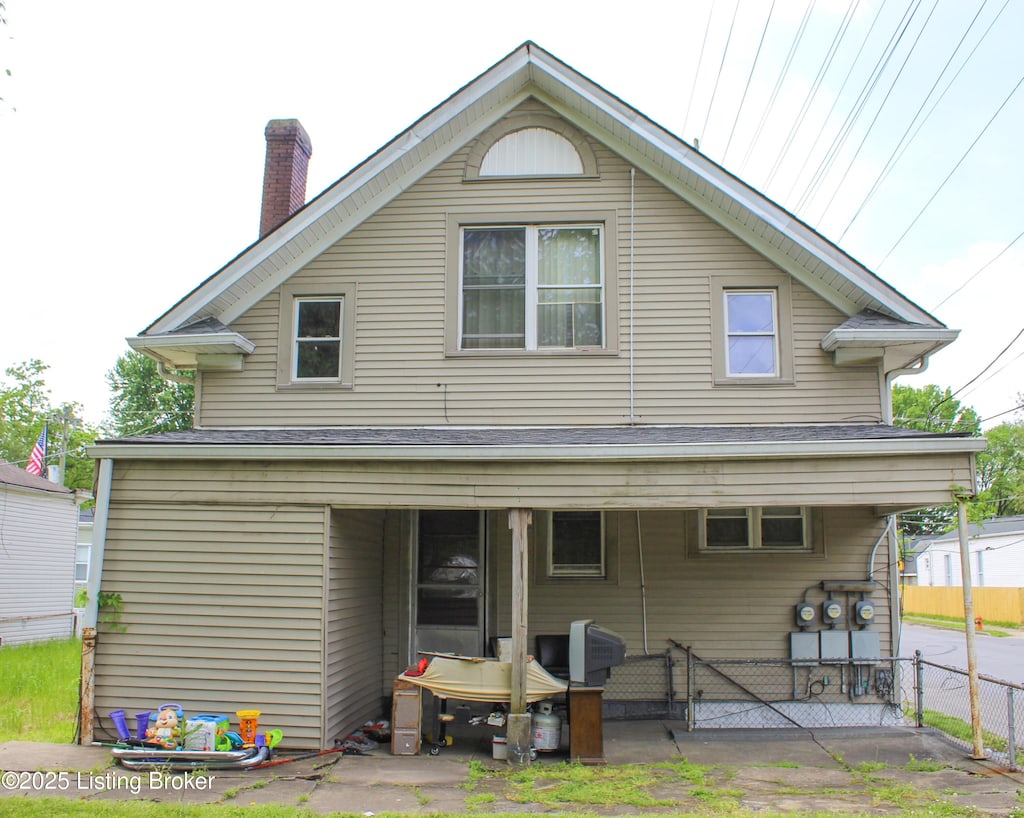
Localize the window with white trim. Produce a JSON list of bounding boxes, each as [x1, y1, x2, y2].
[[293, 297, 343, 380], [548, 511, 605, 577], [460, 225, 603, 350], [700, 507, 810, 551], [725, 290, 779, 376]]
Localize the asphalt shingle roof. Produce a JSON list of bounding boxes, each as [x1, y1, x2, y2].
[[100, 423, 972, 448]]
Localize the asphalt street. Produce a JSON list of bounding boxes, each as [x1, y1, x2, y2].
[[898, 621, 1024, 683]]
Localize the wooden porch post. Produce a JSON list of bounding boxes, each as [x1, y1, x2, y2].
[[507, 508, 533, 767]]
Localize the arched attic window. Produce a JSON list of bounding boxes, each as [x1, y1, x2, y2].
[[464, 113, 599, 181], [480, 128, 583, 176]]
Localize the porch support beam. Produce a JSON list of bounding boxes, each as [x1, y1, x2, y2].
[[507, 508, 533, 767]]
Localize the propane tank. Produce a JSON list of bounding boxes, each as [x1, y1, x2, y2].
[[531, 701, 561, 752]]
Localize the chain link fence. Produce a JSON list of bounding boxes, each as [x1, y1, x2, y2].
[[684, 654, 909, 729], [901, 653, 1022, 769], [597, 646, 1020, 771]]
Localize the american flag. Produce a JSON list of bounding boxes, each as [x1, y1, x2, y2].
[[26, 426, 47, 477]]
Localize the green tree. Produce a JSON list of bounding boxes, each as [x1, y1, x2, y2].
[[105, 351, 194, 436], [891, 383, 982, 538], [0, 360, 98, 491], [891, 383, 981, 435], [974, 420, 1024, 518]]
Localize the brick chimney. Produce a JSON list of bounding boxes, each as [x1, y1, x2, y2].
[[259, 119, 313, 239]]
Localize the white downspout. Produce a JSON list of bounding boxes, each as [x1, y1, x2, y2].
[[628, 167, 636, 424], [882, 356, 928, 424]]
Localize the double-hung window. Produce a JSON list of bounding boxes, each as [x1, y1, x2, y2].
[[701, 507, 809, 551], [725, 290, 778, 377], [460, 225, 603, 350], [293, 297, 343, 381], [548, 511, 605, 577]]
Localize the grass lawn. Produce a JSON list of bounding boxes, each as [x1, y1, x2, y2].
[[0, 636, 81, 743]]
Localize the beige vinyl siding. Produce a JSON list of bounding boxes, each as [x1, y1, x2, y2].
[[0, 486, 78, 645], [197, 102, 881, 427], [109, 453, 973, 512], [94, 502, 328, 747], [419, 508, 891, 700], [324, 508, 385, 745]]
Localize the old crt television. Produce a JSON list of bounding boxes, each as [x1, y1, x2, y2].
[[568, 619, 626, 686]]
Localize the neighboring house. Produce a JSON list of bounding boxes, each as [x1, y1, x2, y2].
[[87, 43, 984, 747], [915, 516, 1024, 587], [0, 463, 80, 645], [72, 508, 95, 633]]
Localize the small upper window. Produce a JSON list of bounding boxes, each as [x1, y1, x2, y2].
[[725, 290, 778, 376], [294, 297, 343, 380], [479, 128, 584, 176], [702, 507, 809, 551], [548, 511, 604, 577]]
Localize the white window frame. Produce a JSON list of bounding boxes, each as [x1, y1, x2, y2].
[[699, 506, 811, 552], [547, 511, 605, 578], [292, 296, 344, 382], [75, 544, 90, 583], [724, 289, 780, 377], [458, 224, 604, 351]]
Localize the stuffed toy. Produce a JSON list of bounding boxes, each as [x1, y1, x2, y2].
[[146, 703, 184, 749]]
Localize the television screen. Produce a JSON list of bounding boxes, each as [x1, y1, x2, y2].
[[568, 619, 626, 686]]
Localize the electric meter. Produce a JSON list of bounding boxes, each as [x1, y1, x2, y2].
[[795, 602, 816, 628], [855, 600, 875, 625], [823, 599, 843, 624]]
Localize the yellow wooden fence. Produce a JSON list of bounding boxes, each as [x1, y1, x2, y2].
[[901, 586, 1024, 625]]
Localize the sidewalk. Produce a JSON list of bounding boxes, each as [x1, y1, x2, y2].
[[2, 722, 1022, 815]]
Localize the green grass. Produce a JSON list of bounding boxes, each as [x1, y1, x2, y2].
[[0, 637, 81, 743], [904, 612, 1019, 635], [921, 707, 1009, 752]]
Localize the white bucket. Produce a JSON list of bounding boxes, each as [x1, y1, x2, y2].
[[492, 735, 507, 760]]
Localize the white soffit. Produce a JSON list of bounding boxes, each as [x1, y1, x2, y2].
[[143, 42, 940, 338]]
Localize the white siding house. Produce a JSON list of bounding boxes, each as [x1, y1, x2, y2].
[[917, 516, 1024, 587], [0, 463, 80, 645]]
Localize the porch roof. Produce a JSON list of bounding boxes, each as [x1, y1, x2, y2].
[[91, 423, 984, 462]]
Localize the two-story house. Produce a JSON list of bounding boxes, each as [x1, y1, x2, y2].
[[86, 43, 983, 750]]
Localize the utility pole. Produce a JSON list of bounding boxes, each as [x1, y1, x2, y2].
[[956, 494, 986, 760]]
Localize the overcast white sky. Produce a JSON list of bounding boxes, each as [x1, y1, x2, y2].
[[1, 0, 1022, 428]]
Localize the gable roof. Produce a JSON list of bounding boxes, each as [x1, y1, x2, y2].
[[0, 462, 73, 495], [130, 42, 952, 368], [921, 514, 1024, 544]]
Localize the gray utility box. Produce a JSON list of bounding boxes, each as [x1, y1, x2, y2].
[[820, 630, 851, 661], [790, 632, 819, 663], [850, 630, 880, 664]]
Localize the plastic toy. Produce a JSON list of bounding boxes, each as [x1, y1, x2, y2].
[[146, 703, 184, 749]]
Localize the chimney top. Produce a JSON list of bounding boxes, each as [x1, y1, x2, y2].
[[259, 119, 313, 239]]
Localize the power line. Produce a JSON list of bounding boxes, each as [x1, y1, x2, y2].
[[763, 0, 861, 189], [699, 0, 743, 148], [876, 69, 1024, 268], [794, 0, 923, 215], [838, 0, 1005, 242], [722, 0, 776, 165], [931, 324, 1024, 413], [813, 0, 941, 224], [738, 0, 815, 175], [780, 0, 888, 204], [682, 2, 716, 143], [931, 227, 1024, 311]]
